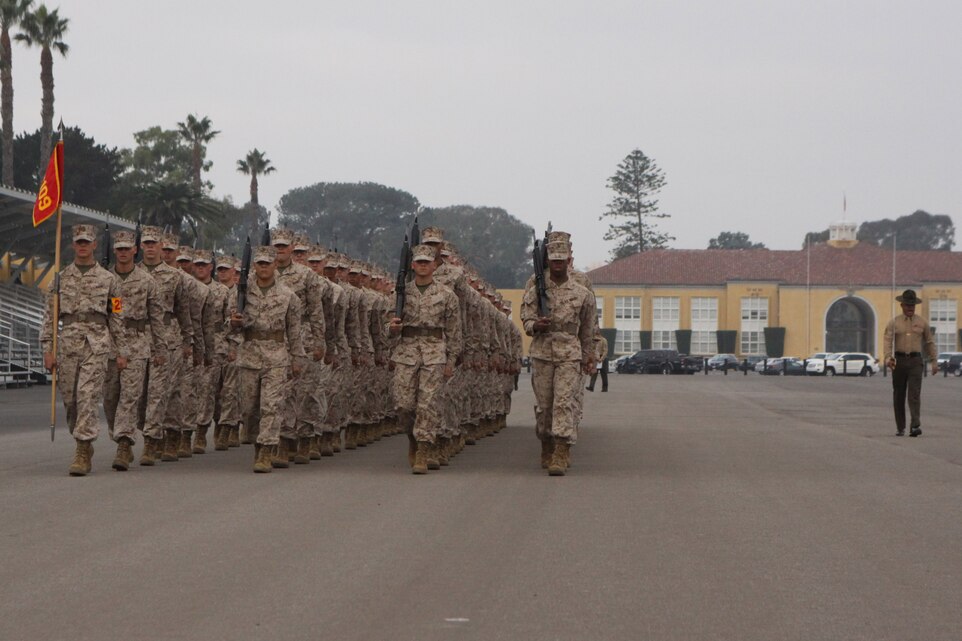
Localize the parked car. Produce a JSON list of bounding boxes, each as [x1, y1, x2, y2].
[[755, 357, 806, 375], [616, 349, 701, 375], [706, 354, 740, 371], [823, 352, 879, 376], [943, 354, 962, 375], [806, 353, 840, 375], [737, 355, 768, 372], [937, 352, 962, 370]]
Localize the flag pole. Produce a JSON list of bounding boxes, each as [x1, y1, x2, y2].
[[48, 121, 64, 442]]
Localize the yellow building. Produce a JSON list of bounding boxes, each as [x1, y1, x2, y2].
[[505, 225, 962, 360]]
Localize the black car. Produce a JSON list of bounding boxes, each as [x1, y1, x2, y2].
[[616, 349, 701, 375], [942, 354, 962, 375], [706, 354, 740, 371], [738, 355, 768, 372], [756, 357, 806, 376]]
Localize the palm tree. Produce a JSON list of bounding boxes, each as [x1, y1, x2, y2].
[[176, 113, 219, 190], [0, 0, 31, 187], [236, 148, 276, 207], [124, 180, 225, 240], [15, 3, 67, 172]]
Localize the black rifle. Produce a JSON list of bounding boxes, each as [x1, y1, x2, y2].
[[101, 224, 112, 269], [237, 236, 252, 313], [133, 214, 142, 261], [260, 222, 271, 247], [410, 213, 420, 248], [395, 233, 411, 318], [532, 230, 549, 317]]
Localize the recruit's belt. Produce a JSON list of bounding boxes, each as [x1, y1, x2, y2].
[[549, 322, 579, 335], [60, 312, 107, 326], [124, 318, 147, 332], [401, 326, 443, 339], [244, 329, 285, 342], [895, 351, 922, 358]]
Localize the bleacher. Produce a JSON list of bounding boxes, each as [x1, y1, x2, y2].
[[0, 281, 46, 388]]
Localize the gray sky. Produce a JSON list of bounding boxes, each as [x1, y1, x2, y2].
[[13, 0, 961, 268]]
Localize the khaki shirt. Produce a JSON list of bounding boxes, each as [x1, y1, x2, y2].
[[594, 335, 609, 362], [883, 314, 936, 362], [521, 276, 596, 363], [390, 280, 462, 368], [108, 265, 165, 360], [234, 280, 305, 370], [41, 263, 124, 358]]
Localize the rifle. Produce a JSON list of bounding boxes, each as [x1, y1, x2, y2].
[[260, 222, 271, 247], [101, 224, 112, 269], [133, 214, 142, 261], [410, 213, 420, 247], [237, 236, 252, 313], [395, 233, 411, 318], [532, 230, 549, 317]]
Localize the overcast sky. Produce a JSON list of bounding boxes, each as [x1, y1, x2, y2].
[[12, 0, 961, 268]]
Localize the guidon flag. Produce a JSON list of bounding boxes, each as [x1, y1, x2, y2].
[[32, 140, 64, 227]]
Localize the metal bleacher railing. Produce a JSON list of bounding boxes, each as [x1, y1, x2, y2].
[[0, 281, 46, 388]]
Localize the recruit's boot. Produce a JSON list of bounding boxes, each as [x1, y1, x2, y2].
[[344, 427, 358, 450], [230, 425, 242, 447], [139, 438, 158, 466], [332, 430, 342, 453], [253, 443, 273, 473], [320, 433, 335, 457], [412, 442, 429, 474], [357, 425, 369, 447], [161, 430, 180, 462], [309, 436, 322, 460], [548, 441, 570, 476], [177, 430, 193, 458], [193, 426, 208, 454], [213, 425, 227, 451], [407, 432, 418, 467], [374, 421, 384, 441], [465, 425, 477, 446], [112, 438, 133, 472], [426, 442, 441, 471], [437, 438, 450, 466], [68, 439, 94, 476], [272, 439, 292, 468], [239, 424, 252, 445], [294, 437, 311, 465], [541, 437, 555, 470]]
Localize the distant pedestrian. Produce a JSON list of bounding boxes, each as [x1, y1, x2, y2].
[[586, 330, 609, 393], [883, 289, 938, 437]]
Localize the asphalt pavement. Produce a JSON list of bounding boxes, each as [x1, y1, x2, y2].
[[1, 373, 961, 641]]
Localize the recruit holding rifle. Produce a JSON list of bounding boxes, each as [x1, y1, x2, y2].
[[394, 213, 421, 318]]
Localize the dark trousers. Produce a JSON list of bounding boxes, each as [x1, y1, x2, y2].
[[587, 360, 609, 391], [892, 356, 923, 433]]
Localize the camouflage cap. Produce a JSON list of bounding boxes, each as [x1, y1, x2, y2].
[[360, 263, 371, 276], [177, 245, 194, 262], [162, 234, 179, 251], [348, 260, 363, 274], [546, 241, 571, 261], [412, 244, 436, 262], [439, 241, 454, 257], [307, 245, 326, 262], [72, 224, 96, 242], [270, 228, 295, 246], [112, 229, 136, 249], [215, 253, 235, 269], [547, 230, 572, 244], [253, 246, 277, 263], [293, 233, 311, 252], [141, 225, 164, 243], [421, 226, 444, 244], [192, 249, 213, 264]]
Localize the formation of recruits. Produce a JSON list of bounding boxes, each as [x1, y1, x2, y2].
[[41, 223, 526, 475]]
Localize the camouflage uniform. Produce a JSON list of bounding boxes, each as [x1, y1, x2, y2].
[[234, 248, 306, 449], [103, 255, 165, 445], [521, 242, 596, 450], [215, 256, 243, 447], [41, 231, 125, 443], [193, 251, 232, 451]]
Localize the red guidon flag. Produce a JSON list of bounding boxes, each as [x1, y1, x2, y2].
[[32, 140, 64, 227]]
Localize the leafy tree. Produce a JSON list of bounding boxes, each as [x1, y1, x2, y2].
[[803, 210, 955, 250], [15, 3, 67, 171], [216, 197, 268, 256], [708, 231, 766, 250], [176, 113, 218, 190], [4, 125, 122, 211], [419, 205, 534, 288], [117, 125, 194, 187], [236, 147, 276, 209], [802, 229, 829, 247], [121, 180, 225, 241], [600, 148, 672, 259], [0, 0, 31, 187], [277, 181, 419, 268]]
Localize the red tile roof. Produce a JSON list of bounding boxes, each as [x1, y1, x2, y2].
[[586, 243, 962, 287]]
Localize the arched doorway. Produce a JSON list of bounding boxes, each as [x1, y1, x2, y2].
[[825, 297, 875, 354]]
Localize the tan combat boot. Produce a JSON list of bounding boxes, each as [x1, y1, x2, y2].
[[272, 439, 292, 468], [294, 437, 311, 465], [253, 443, 273, 473], [332, 430, 342, 453], [68, 439, 94, 476], [412, 442, 429, 474], [407, 432, 417, 467], [437, 438, 450, 466], [214, 425, 229, 451], [139, 438, 158, 466], [177, 430, 193, 458], [112, 438, 133, 472], [193, 426, 208, 454], [548, 441, 570, 476], [320, 433, 335, 457], [239, 424, 252, 445], [161, 430, 179, 462], [426, 442, 441, 471], [309, 436, 322, 460], [541, 437, 554, 469], [357, 424, 369, 447], [344, 427, 357, 450]]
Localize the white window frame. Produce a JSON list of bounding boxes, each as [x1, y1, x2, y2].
[[740, 297, 768, 355], [614, 296, 641, 321], [615, 330, 641, 355], [690, 297, 718, 355], [652, 297, 679, 349], [930, 299, 957, 353]]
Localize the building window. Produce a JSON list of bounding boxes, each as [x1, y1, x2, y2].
[[595, 297, 604, 327], [690, 297, 718, 355], [652, 297, 679, 349], [740, 297, 768, 355], [615, 296, 640, 320], [615, 330, 641, 354], [930, 299, 958, 353]]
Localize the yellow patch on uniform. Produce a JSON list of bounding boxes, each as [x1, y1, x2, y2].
[[111, 297, 123, 314]]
